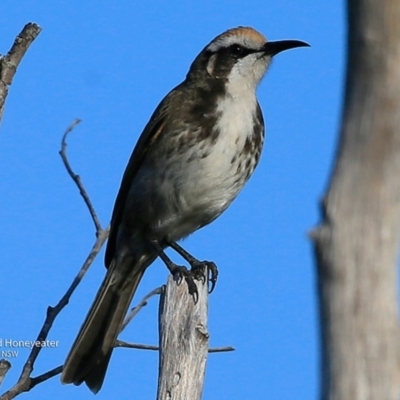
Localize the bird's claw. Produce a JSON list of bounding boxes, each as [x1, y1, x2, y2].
[[165, 241, 219, 294], [172, 265, 201, 303], [172, 261, 218, 302], [205, 261, 218, 293], [188, 260, 219, 294]]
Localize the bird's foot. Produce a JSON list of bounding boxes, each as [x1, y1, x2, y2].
[[151, 240, 205, 301], [188, 259, 218, 293], [170, 264, 204, 303], [168, 241, 219, 293], [151, 239, 219, 300]]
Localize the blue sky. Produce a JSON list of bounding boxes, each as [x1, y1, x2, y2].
[[0, 2, 344, 399]]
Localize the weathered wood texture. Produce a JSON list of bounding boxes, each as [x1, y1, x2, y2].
[[156, 276, 209, 400], [311, 1, 400, 399], [0, 23, 41, 124]]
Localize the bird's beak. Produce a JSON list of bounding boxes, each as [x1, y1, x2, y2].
[[263, 40, 310, 56]]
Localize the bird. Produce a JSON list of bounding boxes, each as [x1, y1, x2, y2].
[[61, 26, 309, 393]]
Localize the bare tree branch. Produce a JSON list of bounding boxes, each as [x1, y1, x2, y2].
[[0, 366, 63, 400], [115, 339, 234, 353], [59, 118, 104, 234], [29, 367, 63, 388], [0, 23, 41, 124], [0, 121, 109, 400], [115, 340, 159, 351], [208, 346, 235, 353], [0, 361, 11, 388], [120, 286, 163, 332]]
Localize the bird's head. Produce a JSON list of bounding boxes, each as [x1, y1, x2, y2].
[[187, 26, 309, 93]]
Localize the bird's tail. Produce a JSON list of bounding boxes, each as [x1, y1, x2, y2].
[[61, 252, 155, 393]]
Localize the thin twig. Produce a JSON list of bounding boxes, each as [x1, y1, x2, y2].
[[115, 340, 159, 351], [59, 119, 103, 234], [0, 366, 63, 400], [29, 366, 63, 388], [208, 346, 235, 353], [0, 23, 42, 124], [115, 340, 235, 353], [120, 286, 163, 332]]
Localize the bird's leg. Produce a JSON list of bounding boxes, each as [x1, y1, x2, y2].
[[168, 241, 218, 293], [150, 240, 200, 302]]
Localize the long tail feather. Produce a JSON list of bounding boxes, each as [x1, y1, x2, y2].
[[61, 253, 155, 393]]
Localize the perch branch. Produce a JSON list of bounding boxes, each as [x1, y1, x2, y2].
[[156, 276, 209, 400]]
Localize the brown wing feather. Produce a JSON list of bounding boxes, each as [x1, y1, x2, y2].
[[104, 88, 177, 267]]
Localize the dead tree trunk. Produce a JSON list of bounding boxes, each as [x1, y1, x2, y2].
[[311, 0, 400, 399], [156, 276, 209, 400]]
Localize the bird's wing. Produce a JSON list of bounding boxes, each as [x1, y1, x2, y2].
[[104, 87, 179, 267]]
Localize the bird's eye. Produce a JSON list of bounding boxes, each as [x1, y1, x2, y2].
[[229, 44, 244, 57]]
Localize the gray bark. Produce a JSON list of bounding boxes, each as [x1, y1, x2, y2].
[[0, 360, 11, 388], [156, 276, 209, 400], [311, 0, 400, 399], [0, 23, 41, 125]]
